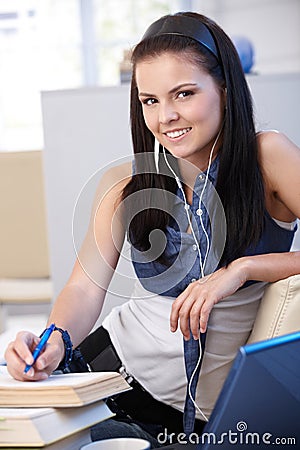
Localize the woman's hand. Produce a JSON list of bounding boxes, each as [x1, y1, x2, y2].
[[170, 260, 248, 340], [4, 331, 64, 381]]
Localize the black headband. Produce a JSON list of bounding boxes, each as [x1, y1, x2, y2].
[[142, 15, 220, 62]]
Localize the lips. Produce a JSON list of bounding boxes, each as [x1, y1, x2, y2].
[[165, 127, 191, 139]]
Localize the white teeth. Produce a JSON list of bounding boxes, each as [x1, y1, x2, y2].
[[166, 128, 191, 138]]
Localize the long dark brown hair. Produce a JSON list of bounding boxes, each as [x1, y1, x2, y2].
[[122, 12, 265, 266]]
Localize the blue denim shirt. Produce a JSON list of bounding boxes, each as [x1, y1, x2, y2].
[[130, 157, 297, 434], [131, 156, 224, 297], [131, 157, 296, 298]]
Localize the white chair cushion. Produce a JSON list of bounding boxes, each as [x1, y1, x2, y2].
[[248, 274, 300, 343], [0, 278, 53, 303]]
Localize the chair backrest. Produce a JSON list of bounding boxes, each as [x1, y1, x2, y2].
[[247, 274, 300, 343], [0, 150, 50, 278]]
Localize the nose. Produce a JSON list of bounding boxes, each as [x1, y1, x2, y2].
[[158, 101, 179, 124]]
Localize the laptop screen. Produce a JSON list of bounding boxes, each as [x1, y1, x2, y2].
[[198, 331, 300, 449]]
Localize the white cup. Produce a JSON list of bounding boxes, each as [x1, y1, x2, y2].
[[81, 437, 151, 450]]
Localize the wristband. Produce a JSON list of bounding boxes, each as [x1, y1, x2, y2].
[[53, 326, 73, 371]]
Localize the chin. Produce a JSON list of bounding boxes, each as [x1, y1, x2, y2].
[[166, 148, 193, 160]]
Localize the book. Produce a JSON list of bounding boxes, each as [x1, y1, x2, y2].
[[0, 429, 91, 449], [0, 366, 131, 408], [0, 401, 111, 447]]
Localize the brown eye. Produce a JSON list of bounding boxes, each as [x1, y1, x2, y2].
[[177, 90, 193, 99], [142, 98, 157, 105]]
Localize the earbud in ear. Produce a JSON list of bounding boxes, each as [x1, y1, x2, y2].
[[154, 139, 160, 173], [224, 87, 227, 111]]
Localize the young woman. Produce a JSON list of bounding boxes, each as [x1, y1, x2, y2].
[[5, 12, 300, 448]]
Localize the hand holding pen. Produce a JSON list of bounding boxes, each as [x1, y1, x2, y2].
[[24, 323, 56, 374]]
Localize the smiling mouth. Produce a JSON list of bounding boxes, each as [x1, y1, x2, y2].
[[165, 127, 191, 139]]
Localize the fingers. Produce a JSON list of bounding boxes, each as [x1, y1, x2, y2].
[[5, 331, 38, 376], [170, 282, 215, 340], [170, 288, 190, 338], [17, 331, 40, 361], [197, 302, 213, 334], [34, 343, 61, 373], [5, 341, 45, 381], [170, 265, 243, 340], [4, 331, 53, 381]]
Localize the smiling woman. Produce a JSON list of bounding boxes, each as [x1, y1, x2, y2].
[[120, 11, 300, 436], [4, 10, 300, 449]]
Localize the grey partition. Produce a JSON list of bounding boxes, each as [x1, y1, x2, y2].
[[247, 72, 300, 250], [247, 72, 300, 145], [41, 85, 135, 324]]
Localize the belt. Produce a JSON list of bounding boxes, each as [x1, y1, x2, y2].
[[77, 326, 205, 435], [80, 326, 133, 382]]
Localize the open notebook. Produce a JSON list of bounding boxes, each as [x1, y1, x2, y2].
[[0, 366, 130, 407]]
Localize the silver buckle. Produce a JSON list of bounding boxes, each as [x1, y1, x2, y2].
[[119, 365, 133, 384]]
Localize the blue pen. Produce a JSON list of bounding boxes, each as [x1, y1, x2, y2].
[[24, 323, 56, 374]]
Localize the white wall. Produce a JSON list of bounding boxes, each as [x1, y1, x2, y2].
[[192, 0, 300, 74]]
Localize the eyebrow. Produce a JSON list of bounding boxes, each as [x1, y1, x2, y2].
[[138, 82, 198, 98]]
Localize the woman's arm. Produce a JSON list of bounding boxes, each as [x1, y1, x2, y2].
[[170, 131, 300, 340], [5, 163, 131, 380], [47, 163, 130, 348]]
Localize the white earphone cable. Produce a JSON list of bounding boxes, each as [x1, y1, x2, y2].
[[162, 147, 204, 277], [162, 125, 223, 423]]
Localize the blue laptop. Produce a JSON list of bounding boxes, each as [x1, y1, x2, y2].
[[199, 331, 300, 449], [156, 331, 300, 450]]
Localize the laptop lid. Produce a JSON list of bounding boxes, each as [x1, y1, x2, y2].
[[198, 331, 300, 449]]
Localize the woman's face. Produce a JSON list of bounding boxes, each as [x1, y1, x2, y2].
[[135, 51, 225, 170]]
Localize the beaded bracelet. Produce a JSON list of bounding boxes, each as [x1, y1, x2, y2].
[[53, 326, 73, 371]]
